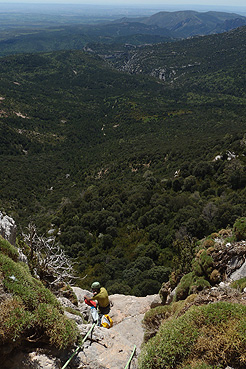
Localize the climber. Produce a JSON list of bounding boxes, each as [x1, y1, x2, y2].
[[84, 281, 110, 315]]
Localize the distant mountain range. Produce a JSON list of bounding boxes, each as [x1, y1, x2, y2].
[[114, 10, 246, 38], [0, 10, 245, 57]]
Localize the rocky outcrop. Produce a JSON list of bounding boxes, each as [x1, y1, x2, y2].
[[160, 235, 246, 306], [2, 289, 161, 369], [67, 289, 161, 369], [2, 229, 246, 369], [0, 211, 16, 245]]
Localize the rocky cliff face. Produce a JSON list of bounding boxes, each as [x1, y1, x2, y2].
[[2, 224, 246, 369]]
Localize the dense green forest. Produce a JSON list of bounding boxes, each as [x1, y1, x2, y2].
[[1, 25, 246, 295]]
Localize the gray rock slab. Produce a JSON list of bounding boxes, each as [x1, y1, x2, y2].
[[230, 260, 246, 281]]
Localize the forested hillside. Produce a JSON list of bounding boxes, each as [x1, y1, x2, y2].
[[1, 26, 246, 295], [115, 10, 246, 37], [0, 10, 245, 57]]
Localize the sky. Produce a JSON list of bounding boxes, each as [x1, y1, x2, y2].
[[0, 0, 245, 6], [0, 0, 245, 15]]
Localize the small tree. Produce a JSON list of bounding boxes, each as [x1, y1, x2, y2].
[[233, 217, 246, 241]]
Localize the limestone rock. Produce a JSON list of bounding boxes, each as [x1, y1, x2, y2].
[[0, 211, 16, 245], [61, 288, 160, 369], [109, 293, 160, 324], [230, 259, 246, 281], [2, 349, 62, 369]]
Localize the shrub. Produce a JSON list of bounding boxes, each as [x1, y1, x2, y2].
[[233, 217, 246, 241], [175, 272, 194, 301], [192, 250, 213, 278], [0, 297, 32, 343], [0, 239, 79, 350], [230, 277, 246, 292], [189, 276, 210, 294], [34, 303, 78, 349], [139, 302, 246, 369], [218, 229, 231, 237], [210, 269, 221, 285], [175, 273, 210, 301], [201, 239, 214, 249], [210, 232, 219, 238]]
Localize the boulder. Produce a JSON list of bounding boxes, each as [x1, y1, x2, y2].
[[230, 260, 246, 281], [0, 211, 16, 245]]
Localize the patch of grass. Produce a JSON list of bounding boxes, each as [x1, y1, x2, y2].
[[175, 272, 210, 301], [0, 236, 19, 261], [143, 294, 197, 341], [0, 296, 32, 343], [139, 302, 246, 369], [0, 252, 61, 310], [0, 238, 80, 349], [35, 303, 78, 349]]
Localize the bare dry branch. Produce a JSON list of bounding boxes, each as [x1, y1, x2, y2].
[[22, 223, 77, 285]]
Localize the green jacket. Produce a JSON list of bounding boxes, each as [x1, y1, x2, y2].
[[92, 287, 109, 307]]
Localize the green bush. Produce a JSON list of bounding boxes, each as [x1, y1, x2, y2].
[[0, 236, 19, 261], [189, 276, 210, 294], [192, 250, 213, 278], [233, 217, 246, 241], [230, 277, 246, 292], [139, 302, 246, 369], [175, 272, 210, 301], [34, 303, 78, 349], [210, 269, 221, 285], [175, 272, 195, 301]]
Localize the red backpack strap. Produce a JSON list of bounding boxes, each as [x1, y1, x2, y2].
[[84, 297, 97, 308]]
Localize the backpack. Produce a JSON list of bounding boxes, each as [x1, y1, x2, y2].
[[101, 314, 113, 329], [90, 307, 99, 324]]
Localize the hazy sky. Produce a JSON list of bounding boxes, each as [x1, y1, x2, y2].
[[0, 0, 245, 6]]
